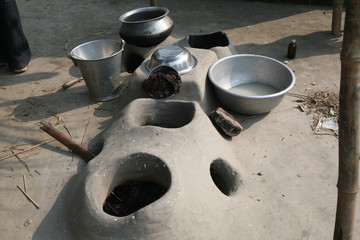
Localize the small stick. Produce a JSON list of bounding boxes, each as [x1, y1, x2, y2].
[[111, 192, 123, 202], [287, 92, 311, 99], [26, 99, 36, 106], [11, 149, 30, 172], [34, 170, 41, 175], [64, 39, 70, 51], [9, 101, 44, 119], [62, 78, 83, 90], [39, 120, 95, 162], [81, 118, 91, 146], [17, 185, 40, 209], [63, 125, 72, 138], [0, 139, 54, 162], [23, 175, 27, 192], [10, 105, 32, 118]]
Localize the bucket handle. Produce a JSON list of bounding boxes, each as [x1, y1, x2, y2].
[[67, 53, 78, 67], [67, 39, 125, 67]]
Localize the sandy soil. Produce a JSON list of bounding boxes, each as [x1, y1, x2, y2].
[[0, 0, 355, 239]]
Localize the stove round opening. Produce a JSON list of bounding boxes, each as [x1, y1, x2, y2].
[[210, 159, 239, 196], [103, 179, 168, 217], [133, 100, 196, 128], [102, 153, 171, 217]]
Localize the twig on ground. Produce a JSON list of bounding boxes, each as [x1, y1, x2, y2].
[[10, 105, 32, 118], [5, 100, 44, 119], [23, 175, 27, 192], [287, 92, 310, 99], [26, 99, 36, 105], [17, 185, 40, 209], [63, 125, 72, 138], [51, 113, 64, 126], [10, 149, 30, 172], [81, 118, 91, 146], [0, 139, 54, 162]]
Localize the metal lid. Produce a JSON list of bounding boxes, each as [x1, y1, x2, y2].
[[154, 46, 185, 60], [147, 45, 197, 75]]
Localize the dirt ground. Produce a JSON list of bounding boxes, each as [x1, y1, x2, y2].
[[0, 0, 355, 239]]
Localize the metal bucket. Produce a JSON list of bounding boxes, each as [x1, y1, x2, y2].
[[70, 39, 125, 101]]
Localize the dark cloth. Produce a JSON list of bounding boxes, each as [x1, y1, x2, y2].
[[0, 0, 31, 69]]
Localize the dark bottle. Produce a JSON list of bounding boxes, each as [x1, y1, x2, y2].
[[287, 39, 297, 59]]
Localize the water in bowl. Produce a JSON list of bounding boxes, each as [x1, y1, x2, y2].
[[228, 82, 279, 96]]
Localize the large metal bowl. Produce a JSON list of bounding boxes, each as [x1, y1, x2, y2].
[[147, 45, 197, 74], [208, 54, 295, 115], [119, 7, 174, 47]]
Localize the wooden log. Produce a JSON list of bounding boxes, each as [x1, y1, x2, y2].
[[39, 120, 95, 162], [209, 107, 243, 137], [333, 0, 360, 239], [332, 0, 344, 36]]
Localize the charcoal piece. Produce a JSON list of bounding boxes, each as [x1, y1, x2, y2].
[[209, 107, 243, 137], [188, 31, 230, 49], [143, 66, 182, 99]]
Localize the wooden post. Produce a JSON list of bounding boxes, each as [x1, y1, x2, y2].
[[150, 0, 157, 6], [332, 0, 344, 36], [334, 0, 360, 239]]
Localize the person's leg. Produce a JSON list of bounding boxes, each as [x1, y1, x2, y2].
[[0, 7, 7, 68], [0, 0, 31, 73]]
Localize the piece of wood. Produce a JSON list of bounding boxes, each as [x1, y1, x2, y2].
[[62, 78, 83, 90], [23, 175, 27, 192], [17, 185, 40, 209], [333, 0, 360, 239], [39, 120, 95, 162], [209, 107, 243, 137]]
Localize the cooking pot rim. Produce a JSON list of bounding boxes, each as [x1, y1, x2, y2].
[[119, 7, 169, 24]]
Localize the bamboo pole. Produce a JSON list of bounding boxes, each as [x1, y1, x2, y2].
[[39, 120, 95, 162], [332, 0, 344, 36], [333, 0, 360, 239]]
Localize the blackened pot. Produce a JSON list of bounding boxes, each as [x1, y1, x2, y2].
[[119, 7, 174, 47]]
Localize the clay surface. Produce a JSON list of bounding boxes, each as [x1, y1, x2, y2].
[[0, 0, 355, 240]]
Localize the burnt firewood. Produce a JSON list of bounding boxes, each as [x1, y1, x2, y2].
[[209, 107, 243, 137], [143, 66, 181, 99]]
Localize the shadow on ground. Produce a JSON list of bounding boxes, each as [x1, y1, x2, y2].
[[32, 175, 77, 240], [235, 31, 342, 60]]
